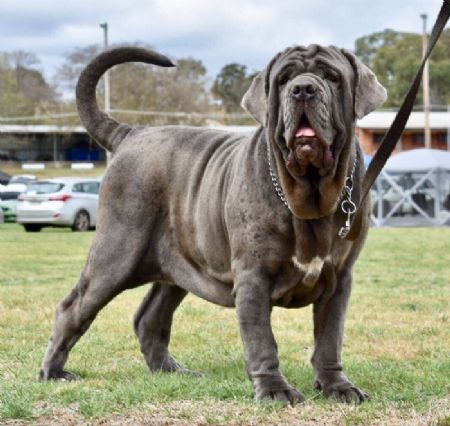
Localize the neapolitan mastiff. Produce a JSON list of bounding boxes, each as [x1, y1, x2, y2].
[[39, 45, 386, 405]]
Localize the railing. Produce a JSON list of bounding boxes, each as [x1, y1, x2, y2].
[[371, 170, 450, 227]]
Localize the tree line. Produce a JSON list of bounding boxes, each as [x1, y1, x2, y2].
[[2, 29, 450, 126]]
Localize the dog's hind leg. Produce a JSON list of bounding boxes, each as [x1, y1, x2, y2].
[[39, 223, 152, 381], [134, 282, 198, 375]]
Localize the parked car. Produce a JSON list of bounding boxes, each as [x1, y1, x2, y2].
[[9, 174, 36, 185], [0, 170, 11, 185], [0, 184, 27, 222], [16, 177, 101, 232]]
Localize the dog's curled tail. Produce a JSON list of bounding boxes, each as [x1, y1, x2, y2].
[[76, 47, 175, 152]]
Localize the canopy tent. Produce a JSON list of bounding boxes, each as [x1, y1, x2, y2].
[[363, 154, 373, 169], [372, 149, 450, 227], [384, 149, 450, 172]]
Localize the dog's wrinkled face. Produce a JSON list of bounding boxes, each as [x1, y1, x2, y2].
[[277, 47, 347, 180], [242, 44, 387, 219]]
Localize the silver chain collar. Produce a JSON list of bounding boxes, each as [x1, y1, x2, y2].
[[266, 138, 290, 209], [265, 139, 358, 238]]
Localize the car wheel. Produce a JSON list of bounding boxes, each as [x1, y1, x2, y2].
[[72, 210, 90, 232], [24, 224, 42, 232]]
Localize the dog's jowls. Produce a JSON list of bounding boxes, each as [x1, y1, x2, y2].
[[40, 45, 386, 405]]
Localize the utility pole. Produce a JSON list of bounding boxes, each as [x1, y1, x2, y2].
[[100, 22, 111, 164], [421, 14, 432, 150], [447, 105, 450, 151]]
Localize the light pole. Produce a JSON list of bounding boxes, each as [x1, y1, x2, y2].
[[100, 22, 111, 163], [420, 13, 432, 150]]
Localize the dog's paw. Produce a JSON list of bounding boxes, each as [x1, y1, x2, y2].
[[314, 379, 370, 404], [255, 387, 305, 406], [39, 369, 80, 382], [149, 354, 203, 378], [253, 373, 305, 406], [171, 366, 203, 378]]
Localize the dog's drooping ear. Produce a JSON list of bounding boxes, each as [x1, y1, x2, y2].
[[342, 49, 387, 119], [241, 71, 267, 126]]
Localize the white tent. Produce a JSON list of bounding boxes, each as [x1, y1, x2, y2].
[[384, 148, 450, 172], [373, 149, 450, 227]]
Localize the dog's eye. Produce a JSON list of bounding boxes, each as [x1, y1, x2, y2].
[[324, 70, 339, 84], [278, 73, 290, 86]]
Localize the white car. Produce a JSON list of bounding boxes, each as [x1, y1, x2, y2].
[[17, 177, 101, 232], [9, 174, 36, 185], [0, 183, 29, 222]]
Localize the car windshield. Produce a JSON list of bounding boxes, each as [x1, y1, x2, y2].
[[10, 176, 35, 184], [0, 192, 21, 200], [26, 182, 64, 194]]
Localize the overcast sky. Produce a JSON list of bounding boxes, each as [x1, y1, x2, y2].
[[0, 0, 446, 82]]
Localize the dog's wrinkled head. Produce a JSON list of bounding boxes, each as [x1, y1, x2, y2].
[[242, 45, 386, 219]]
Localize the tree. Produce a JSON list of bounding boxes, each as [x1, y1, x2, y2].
[[54, 44, 211, 125], [355, 29, 450, 107], [0, 51, 58, 118], [212, 63, 257, 113], [55, 45, 101, 94], [109, 56, 209, 114]]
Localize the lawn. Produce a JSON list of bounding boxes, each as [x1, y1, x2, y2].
[[0, 224, 449, 425]]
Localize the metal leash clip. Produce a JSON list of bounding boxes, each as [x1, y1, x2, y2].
[[338, 159, 357, 239]]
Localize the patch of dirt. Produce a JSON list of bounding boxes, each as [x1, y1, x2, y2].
[[2, 398, 449, 426]]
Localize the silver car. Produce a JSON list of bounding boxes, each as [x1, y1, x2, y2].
[[17, 177, 101, 232]]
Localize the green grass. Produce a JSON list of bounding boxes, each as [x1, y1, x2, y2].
[[0, 224, 449, 425]]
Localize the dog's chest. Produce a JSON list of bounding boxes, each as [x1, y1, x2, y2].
[[291, 255, 330, 286], [271, 252, 338, 308]]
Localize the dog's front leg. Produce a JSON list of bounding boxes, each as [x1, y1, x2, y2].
[[234, 269, 305, 405], [311, 269, 370, 404]]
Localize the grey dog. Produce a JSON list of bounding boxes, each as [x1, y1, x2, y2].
[[39, 45, 386, 405]]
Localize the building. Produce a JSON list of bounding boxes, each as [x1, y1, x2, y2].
[[1, 111, 450, 163], [0, 125, 105, 162], [356, 111, 450, 155]]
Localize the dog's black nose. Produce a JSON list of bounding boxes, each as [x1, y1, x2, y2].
[[291, 83, 317, 101]]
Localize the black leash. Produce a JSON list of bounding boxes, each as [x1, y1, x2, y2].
[[345, 0, 450, 241]]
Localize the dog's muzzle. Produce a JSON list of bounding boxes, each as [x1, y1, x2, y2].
[[284, 76, 334, 178]]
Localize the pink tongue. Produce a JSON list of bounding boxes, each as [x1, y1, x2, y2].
[[296, 127, 316, 138]]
